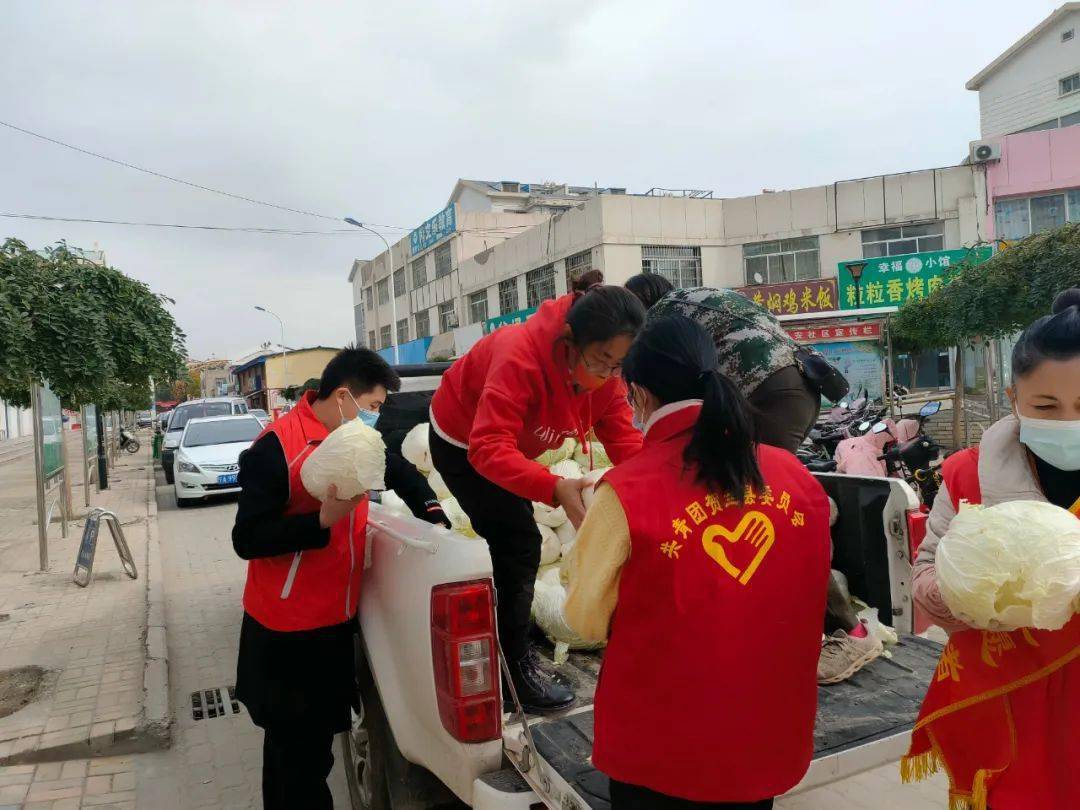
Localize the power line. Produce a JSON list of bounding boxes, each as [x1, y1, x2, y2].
[[0, 212, 384, 236], [0, 118, 409, 230]]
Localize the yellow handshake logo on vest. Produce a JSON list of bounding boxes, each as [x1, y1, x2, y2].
[[701, 511, 775, 585]]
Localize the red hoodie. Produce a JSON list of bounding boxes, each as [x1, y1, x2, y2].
[[430, 294, 643, 505]]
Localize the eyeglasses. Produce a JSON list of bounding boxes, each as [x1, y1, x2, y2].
[[582, 354, 622, 378]]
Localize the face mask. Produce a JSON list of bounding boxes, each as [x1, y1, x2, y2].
[[1018, 415, 1080, 471], [339, 391, 380, 429], [628, 386, 646, 432]]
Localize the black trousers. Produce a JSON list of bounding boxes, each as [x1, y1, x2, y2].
[[609, 780, 774, 810], [430, 429, 540, 663], [747, 364, 820, 454], [261, 726, 336, 810]]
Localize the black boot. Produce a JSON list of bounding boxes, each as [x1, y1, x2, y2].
[[504, 651, 574, 715]]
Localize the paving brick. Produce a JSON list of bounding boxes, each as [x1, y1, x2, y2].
[[84, 774, 113, 795]]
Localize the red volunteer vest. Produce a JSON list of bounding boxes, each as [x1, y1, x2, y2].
[[596, 403, 832, 802], [242, 391, 369, 632], [904, 443, 1080, 809]]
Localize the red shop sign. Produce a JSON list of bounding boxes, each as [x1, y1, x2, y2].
[[786, 321, 883, 344]]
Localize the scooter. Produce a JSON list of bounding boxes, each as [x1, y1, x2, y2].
[[834, 401, 943, 492], [119, 427, 140, 454]]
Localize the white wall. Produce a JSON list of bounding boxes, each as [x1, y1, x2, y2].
[[977, 9, 1080, 137]]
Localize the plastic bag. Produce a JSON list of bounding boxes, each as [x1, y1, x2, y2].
[[936, 500, 1080, 631], [401, 423, 432, 474], [300, 420, 386, 500]]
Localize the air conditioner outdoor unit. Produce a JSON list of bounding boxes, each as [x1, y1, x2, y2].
[[969, 140, 1001, 163]]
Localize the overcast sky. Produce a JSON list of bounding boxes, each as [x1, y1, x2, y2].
[[0, 1, 1062, 360]]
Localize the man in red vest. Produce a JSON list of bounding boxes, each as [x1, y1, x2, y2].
[[232, 348, 400, 810]]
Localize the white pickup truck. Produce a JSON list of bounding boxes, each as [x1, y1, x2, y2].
[[342, 365, 942, 810]]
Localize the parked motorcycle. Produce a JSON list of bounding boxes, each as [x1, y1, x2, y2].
[[119, 427, 140, 454]]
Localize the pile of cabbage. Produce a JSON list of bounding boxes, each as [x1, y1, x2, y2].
[[936, 500, 1080, 631], [383, 424, 611, 659]]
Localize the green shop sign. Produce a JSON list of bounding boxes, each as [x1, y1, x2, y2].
[[484, 307, 537, 334], [837, 247, 992, 310]]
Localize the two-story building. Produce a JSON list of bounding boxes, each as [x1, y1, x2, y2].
[[231, 345, 340, 413]]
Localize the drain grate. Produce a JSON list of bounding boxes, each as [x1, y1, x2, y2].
[[191, 685, 241, 721]]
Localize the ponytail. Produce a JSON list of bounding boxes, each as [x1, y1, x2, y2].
[[623, 316, 763, 500], [686, 370, 763, 498]]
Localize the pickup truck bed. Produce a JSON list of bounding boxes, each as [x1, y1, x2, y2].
[[509, 635, 941, 808]]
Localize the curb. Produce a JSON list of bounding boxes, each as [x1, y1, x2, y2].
[[139, 458, 172, 749]]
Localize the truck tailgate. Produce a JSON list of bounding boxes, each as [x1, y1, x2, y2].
[[507, 635, 942, 809]]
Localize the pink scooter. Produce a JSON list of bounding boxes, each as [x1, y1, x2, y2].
[[834, 417, 921, 477]]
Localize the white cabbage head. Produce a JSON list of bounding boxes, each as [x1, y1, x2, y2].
[[401, 423, 432, 474], [300, 420, 386, 501], [936, 500, 1080, 631]]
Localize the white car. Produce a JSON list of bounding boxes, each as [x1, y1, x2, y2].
[[173, 414, 263, 507]]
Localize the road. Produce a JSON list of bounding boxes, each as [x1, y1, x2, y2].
[[134, 472, 350, 809]]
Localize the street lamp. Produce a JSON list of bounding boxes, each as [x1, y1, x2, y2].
[[344, 217, 400, 365], [845, 260, 868, 310], [254, 306, 287, 405]]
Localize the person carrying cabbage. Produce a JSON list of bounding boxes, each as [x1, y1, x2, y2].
[[564, 316, 831, 809], [429, 271, 646, 713], [231, 347, 400, 809], [907, 288, 1080, 810]]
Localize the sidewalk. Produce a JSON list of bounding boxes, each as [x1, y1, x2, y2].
[[0, 439, 169, 784]]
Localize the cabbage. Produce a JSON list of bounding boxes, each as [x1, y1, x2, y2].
[[427, 468, 451, 500], [580, 467, 611, 511], [531, 576, 605, 663], [300, 420, 386, 500], [401, 423, 432, 474], [535, 437, 577, 467], [574, 441, 611, 470], [936, 500, 1080, 631], [534, 501, 568, 528], [379, 489, 408, 516], [539, 524, 560, 566], [549, 459, 583, 480], [555, 520, 576, 554], [441, 497, 479, 538]]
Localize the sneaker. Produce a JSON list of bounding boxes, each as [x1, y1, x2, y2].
[[817, 621, 883, 684], [504, 650, 574, 715]]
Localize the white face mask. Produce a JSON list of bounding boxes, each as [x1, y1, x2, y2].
[[1018, 415, 1080, 471]]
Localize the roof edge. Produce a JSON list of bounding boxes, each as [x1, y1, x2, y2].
[[967, 3, 1080, 90]]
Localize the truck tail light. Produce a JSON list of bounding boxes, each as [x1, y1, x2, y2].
[[431, 580, 501, 743], [906, 509, 928, 563]]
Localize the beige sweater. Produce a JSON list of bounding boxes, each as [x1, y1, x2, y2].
[[563, 483, 630, 643]]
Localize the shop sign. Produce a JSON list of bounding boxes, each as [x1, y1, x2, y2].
[[734, 279, 838, 316], [837, 247, 992, 310], [786, 322, 882, 344], [484, 307, 537, 334], [409, 204, 457, 255]]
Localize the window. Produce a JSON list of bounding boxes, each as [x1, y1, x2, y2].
[[742, 238, 818, 286], [393, 268, 406, 298], [861, 222, 945, 258], [411, 256, 428, 288], [368, 330, 376, 348], [565, 250, 593, 291], [995, 193, 1080, 240], [182, 417, 262, 448], [365, 286, 373, 311], [499, 278, 519, 315], [468, 291, 489, 325], [526, 265, 557, 309], [377, 278, 389, 305], [396, 318, 409, 345], [435, 243, 452, 278], [1061, 72, 1080, 96], [379, 324, 392, 349], [438, 301, 457, 333], [414, 309, 431, 339], [641, 245, 702, 288], [353, 304, 365, 346]]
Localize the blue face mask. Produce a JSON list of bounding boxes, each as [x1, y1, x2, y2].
[[1018, 415, 1080, 472], [340, 392, 380, 429]]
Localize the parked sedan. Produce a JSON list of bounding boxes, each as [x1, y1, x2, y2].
[[173, 415, 262, 507], [249, 408, 271, 427]]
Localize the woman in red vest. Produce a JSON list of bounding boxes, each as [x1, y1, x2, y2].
[[430, 272, 646, 713], [565, 316, 832, 809], [908, 288, 1080, 809]]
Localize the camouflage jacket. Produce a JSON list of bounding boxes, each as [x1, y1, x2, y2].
[[649, 287, 798, 396]]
